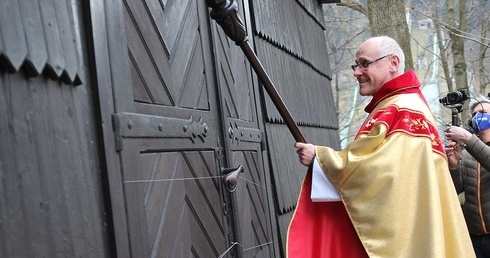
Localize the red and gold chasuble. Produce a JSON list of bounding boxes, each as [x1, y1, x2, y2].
[[287, 71, 474, 257]]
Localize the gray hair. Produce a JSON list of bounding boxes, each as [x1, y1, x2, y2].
[[371, 36, 406, 74], [469, 95, 490, 115]]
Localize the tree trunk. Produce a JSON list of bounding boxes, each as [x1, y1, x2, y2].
[[367, 0, 414, 71], [446, 0, 468, 91], [435, 8, 453, 91], [479, 19, 489, 95]]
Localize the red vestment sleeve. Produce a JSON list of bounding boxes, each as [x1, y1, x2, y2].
[[287, 170, 368, 258]]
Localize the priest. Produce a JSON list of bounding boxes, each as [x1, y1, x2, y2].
[[288, 36, 474, 258]]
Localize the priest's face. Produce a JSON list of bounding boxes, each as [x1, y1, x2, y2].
[[353, 40, 395, 96]]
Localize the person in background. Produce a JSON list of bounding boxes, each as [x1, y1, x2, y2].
[[445, 96, 490, 258], [287, 35, 475, 258]]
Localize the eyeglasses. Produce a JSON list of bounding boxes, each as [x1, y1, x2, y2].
[[351, 54, 393, 71]]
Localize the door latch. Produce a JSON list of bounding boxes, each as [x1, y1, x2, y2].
[[221, 165, 244, 192]]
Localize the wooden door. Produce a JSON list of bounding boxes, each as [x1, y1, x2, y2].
[[114, 0, 229, 257], [210, 0, 277, 256], [93, 0, 277, 257]]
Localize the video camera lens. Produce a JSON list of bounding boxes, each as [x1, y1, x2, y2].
[[439, 89, 469, 107], [447, 91, 466, 103]]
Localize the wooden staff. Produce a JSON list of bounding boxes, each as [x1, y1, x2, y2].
[[205, 0, 306, 143]]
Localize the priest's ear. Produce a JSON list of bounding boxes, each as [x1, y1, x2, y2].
[[389, 55, 401, 73]]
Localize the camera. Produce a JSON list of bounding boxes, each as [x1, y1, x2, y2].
[[439, 89, 468, 107], [439, 89, 469, 126]]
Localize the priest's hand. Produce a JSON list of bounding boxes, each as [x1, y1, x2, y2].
[[294, 142, 315, 167]]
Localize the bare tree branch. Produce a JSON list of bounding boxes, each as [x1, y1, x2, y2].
[[337, 0, 367, 16]]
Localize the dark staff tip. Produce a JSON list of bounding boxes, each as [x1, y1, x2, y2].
[[205, 0, 248, 45]]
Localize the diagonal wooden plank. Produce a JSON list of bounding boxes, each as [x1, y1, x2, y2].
[[140, 151, 226, 257], [151, 154, 190, 257], [129, 51, 153, 103], [186, 196, 222, 257], [216, 28, 255, 121], [178, 38, 209, 110], [182, 152, 225, 249], [159, 0, 192, 56], [126, 0, 210, 110], [171, 1, 201, 99], [124, 4, 173, 105], [182, 151, 222, 228], [144, 152, 182, 250]]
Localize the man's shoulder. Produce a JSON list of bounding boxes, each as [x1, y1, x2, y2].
[[383, 93, 426, 110], [373, 93, 435, 121], [363, 102, 438, 136]]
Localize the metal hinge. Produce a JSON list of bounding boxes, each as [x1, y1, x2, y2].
[[260, 131, 266, 151], [112, 114, 123, 152], [112, 112, 211, 152]]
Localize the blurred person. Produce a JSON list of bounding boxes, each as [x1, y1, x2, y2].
[[287, 36, 474, 258], [445, 96, 490, 258]]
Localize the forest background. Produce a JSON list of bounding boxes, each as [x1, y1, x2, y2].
[[324, 0, 490, 148]]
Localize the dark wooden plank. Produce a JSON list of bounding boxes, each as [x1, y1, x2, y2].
[[124, 4, 172, 105], [253, 0, 331, 79], [138, 153, 166, 251], [127, 150, 227, 257], [18, 0, 48, 76], [129, 53, 153, 103], [154, 0, 189, 55], [45, 77, 78, 256], [232, 150, 274, 256], [256, 39, 336, 128], [216, 32, 239, 118], [296, 12, 331, 74], [149, 153, 191, 257], [28, 76, 64, 258], [87, 0, 132, 255], [184, 165, 225, 255], [187, 203, 220, 257], [54, 0, 79, 84], [0, 74, 7, 258], [196, 0, 220, 111], [1, 33, 114, 257], [234, 159, 255, 251], [58, 82, 94, 256], [0, 74, 30, 258], [211, 2, 277, 256], [216, 25, 257, 120], [67, 1, 112, 251], [119, 142, 151, 257], [123, 0, 175, 104], [169, 1, 201, 100], [39, 0, 65, 79], [296, 0, 325, 27], [183, 151, 222, 219], [179, 37, 208, 109], [105, 0, 139, 114], [0, 19, 2, 57], [0, 0, 27, 73], [266, 123, 299, 213], [26, 76, 72, 257]]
